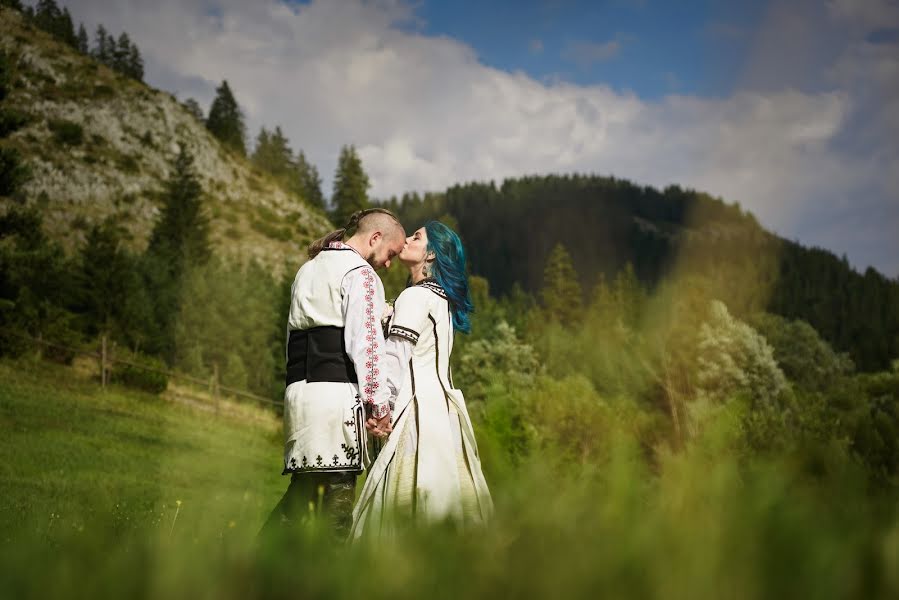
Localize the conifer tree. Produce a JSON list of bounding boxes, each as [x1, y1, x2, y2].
[[205, 80, 246, 156], [295, 150, 324, 210], [331, 144, 369, 225], [540, 243, 583, 326], [147, 144, 210, 270], [59, 7, 76, 47], [76, 23, 89, 54], [127, 42, 143, 81], [182, 98, 204, 122], [113, 32, 131, 73], [33, 0, 61, 35], [93, 25, 110, 63]]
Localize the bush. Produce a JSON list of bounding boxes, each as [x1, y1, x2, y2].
[[111, 354, 169, 394], [48, 118, 83, 146]]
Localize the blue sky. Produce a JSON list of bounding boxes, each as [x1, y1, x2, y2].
[[67, 0, 899, 277], [407, 0, 766, 98]]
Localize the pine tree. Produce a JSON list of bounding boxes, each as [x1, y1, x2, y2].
[[76, 23, 89, 54], [540, 243, 583, 326], [205, 80, 246, 156], [147, 144, 210, 270], [93, 25, 110, 63], [182, 98, 203, 122], [251, 127, 272, 171], [59, 7, 76, 47], [268, 126, 292, 178], [0, 1, 24, 11], [113, 32, 131, 74], [77, 219, 138, 336], [331, 144, 369, 225], [33, 0, 61, 36], [127, 42, 143, 81], [141, 145, 210, 361], [295, 150, 324, 210]]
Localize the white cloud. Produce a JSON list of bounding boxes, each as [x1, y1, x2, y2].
[[64, 0, 898, 276]]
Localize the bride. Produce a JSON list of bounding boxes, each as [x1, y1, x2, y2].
[[349, 221, 493, 538]]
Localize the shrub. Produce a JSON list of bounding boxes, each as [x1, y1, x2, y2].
[[47, 118, 83, 146], [111, 354, 169, 394]]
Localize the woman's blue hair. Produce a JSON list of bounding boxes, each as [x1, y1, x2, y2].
[[425, 221, 473, 334]]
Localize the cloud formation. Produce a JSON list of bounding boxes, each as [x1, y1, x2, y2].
[[66, 0, 898, 276]]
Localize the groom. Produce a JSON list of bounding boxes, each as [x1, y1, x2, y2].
[[260, 208, 406, 539]]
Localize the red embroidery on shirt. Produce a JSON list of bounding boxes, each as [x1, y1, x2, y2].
[[360, 268, 381, 410]]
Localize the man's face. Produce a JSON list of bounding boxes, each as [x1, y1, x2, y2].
[[366, 230, 406, 270]]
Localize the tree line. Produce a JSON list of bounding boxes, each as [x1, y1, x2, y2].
[[185, 79, 369, 222], [3, 0, 145, 81], [384, 176, 899, 372]]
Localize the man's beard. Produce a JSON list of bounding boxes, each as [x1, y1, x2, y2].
[[365, 250, 378, 268]]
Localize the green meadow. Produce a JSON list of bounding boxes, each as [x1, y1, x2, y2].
[[2, 357, 898, 599]]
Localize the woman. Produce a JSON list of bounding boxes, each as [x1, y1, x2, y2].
[[349, 221, 493, 539]]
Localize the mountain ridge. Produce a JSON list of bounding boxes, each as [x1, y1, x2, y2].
[[0, 6, 331, 274]]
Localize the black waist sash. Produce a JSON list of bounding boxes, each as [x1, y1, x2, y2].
[[286, 326, 358, 386]]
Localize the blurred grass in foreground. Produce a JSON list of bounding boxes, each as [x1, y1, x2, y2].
[[1, 358, 898, 599]]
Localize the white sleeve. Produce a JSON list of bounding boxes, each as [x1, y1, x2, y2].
[[383, 335, 413, 402], [342, 266, 392, 419]]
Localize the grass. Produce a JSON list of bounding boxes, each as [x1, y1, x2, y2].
[[0, 358, 284, 543], [1, 359, 898, 599]]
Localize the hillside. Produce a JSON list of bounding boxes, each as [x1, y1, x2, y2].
[[0, 7, 331, 272], [389, 175, 899, 371]]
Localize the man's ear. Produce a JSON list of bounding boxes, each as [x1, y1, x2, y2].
[[370, 231, 383, 246]]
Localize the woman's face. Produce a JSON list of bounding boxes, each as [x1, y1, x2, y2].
[[399, 227, 429, 266]]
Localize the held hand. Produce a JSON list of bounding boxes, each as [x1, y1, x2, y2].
[[365, 413, 393, 438]]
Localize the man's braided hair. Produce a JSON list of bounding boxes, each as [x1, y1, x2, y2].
[[307, 208, 402, 259]]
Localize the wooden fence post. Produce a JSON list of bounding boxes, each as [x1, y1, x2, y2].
[[212, 362, 220, 414], [100, 334, 108, 389]]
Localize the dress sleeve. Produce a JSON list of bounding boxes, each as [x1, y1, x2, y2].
[[387, 287, 430, 345], [383, 336, 413, 403], [342, 266, 392, 419]]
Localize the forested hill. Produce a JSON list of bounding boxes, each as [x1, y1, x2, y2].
[[0, 6, 331, 270], [385, 175, 899, 372]]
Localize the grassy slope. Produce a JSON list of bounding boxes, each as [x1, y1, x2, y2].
[[1, 358, 899, 599], [0, 359, 285, 541]]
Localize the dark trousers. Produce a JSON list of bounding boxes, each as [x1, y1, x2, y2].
[[259, 471, 357, 540]]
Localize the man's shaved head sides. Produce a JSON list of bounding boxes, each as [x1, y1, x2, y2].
[[356, 209, 405, 241]]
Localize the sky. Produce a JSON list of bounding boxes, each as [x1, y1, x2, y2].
[[59, 0, 899, 278]]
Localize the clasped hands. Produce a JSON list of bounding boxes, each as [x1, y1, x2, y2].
[[365, 413, 393, 438]]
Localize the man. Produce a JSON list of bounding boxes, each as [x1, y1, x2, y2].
[[260, 208, 406, 539]]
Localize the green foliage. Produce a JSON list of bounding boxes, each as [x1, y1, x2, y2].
[[206, 80, 246, 156], [89, 23, 143, 81], [173, 259, 283, 398], [140, 144, 211, 360], [73, 219, 145, 342], [48, 117, 83, 145], [0, 145, 30, 196], [388, 174, 899, 372], [182, 98, 203, 122], [147, 144, 210, 270], [540, 243, 582, 325], [0, 107, 28, 137], [294, 150, 325, 210], [456, 321, 539, 403], [331, 144, 370, 226], [695, 300, 787, 408], [111, 353, 169, 394], [751, 312, 854, 391]]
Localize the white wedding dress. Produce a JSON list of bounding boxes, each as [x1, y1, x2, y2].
[[349, 280, 493, 539]]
